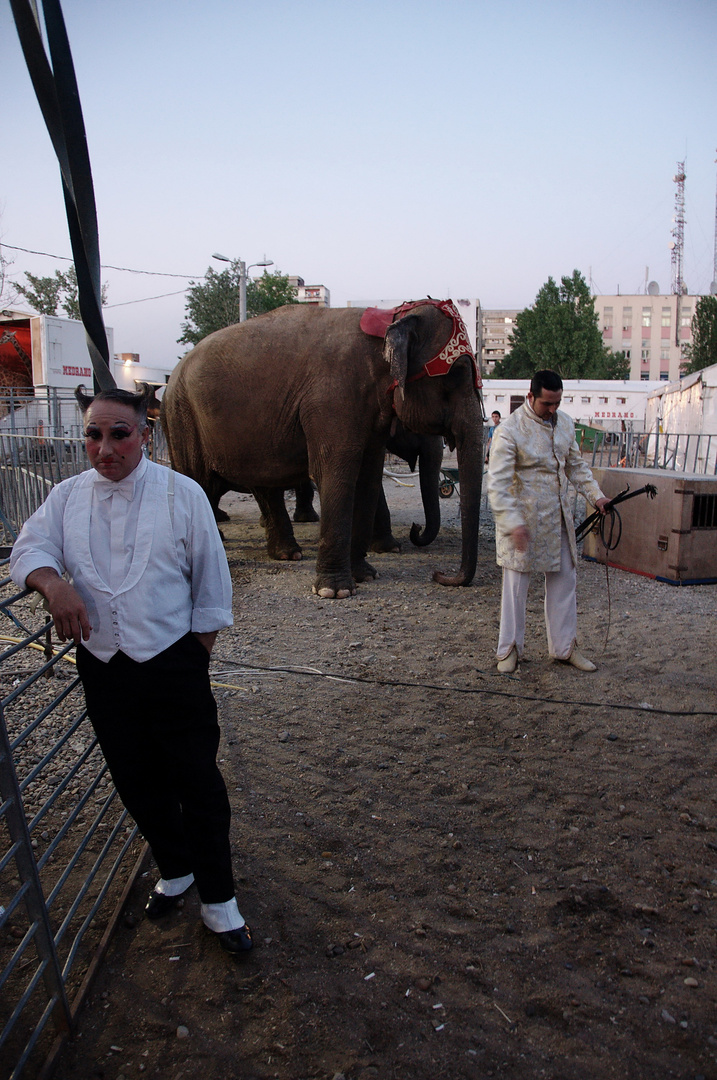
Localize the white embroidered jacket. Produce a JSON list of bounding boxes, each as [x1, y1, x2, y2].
[[486, 402, 604, 573]]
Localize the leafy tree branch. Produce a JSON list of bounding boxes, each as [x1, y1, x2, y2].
[[489, 270, 629, 380], [179, 264, 298, 348], [15, 264, 108, 320], [681, 295, 717, 375]]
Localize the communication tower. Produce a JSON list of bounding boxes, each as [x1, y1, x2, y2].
[[711, 149, 717, 295], [669, 162, 686, 296]]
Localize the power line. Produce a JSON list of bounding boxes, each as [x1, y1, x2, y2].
[[1, 243, 202, 279], [104, 289, 189, 308]]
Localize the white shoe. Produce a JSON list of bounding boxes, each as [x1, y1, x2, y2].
[[561, 648, 596, 672], [496, 647, 518, 674]]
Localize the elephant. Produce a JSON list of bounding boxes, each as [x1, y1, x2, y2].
[[285, 426, 445, 554], [161, 300, 484, 599]]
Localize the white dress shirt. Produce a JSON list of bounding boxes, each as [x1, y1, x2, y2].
[[10, 455, 233, 662]]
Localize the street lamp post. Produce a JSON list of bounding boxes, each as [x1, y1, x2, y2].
[[212, 252, 274, 322]]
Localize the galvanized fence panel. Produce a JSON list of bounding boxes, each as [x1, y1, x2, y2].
[[590, 430, 717, 475], [0, 571, 144, 1080], [0, 425, 168, 548], [0, 436, 88, 546]]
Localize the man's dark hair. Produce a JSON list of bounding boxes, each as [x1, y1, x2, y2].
[[492, 410, 501, 419], [530, 369, 563, 398], [75, 383, 154, 428]]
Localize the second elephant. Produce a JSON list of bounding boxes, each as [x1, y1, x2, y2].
[[271, 427, 444, 560]]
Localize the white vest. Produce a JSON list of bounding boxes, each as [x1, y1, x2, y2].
[[62, 463, 192, 662]]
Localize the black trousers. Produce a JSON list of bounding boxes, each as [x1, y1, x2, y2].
[[76, 633, 234, 904]]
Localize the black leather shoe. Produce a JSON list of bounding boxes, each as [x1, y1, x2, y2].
[[145, 888, 190, 920], [212, 923, 253, 954]]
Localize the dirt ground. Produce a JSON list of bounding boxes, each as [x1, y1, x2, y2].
[[54, 466, 717, 1080]]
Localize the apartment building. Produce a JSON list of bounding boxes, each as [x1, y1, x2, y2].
[[479, 309, 520, 374], [592, 293, 696, 383], [288, 276, 331, 307]]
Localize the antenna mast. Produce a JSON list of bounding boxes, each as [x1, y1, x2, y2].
[[670, 162, 686, 296], [712, 149, 717, 294]]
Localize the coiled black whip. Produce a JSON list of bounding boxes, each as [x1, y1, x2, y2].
[[575, 483, 658, 652], [575, 483, 658, 549]]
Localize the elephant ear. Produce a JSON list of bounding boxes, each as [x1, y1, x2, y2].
[[384, 313, 420, 394]]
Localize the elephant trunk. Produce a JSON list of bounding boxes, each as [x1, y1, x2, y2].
[[409, 436, 444, 547], [432, 422, 483, 587]]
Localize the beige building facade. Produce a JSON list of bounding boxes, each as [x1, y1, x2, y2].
[[289, 277, 330, 307], [479, 309, 520, 374], [592, 293, 696, 383]]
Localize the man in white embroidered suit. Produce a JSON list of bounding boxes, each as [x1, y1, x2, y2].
[[10, 386, 252, 954], [487, 370, 609, 674]]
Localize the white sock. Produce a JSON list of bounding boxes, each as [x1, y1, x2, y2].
[[154, 873, 194, 897], [201, 897, 245, 933]]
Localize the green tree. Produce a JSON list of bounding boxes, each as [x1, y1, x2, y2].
[[681, 295, 717, 375], [16, 264, 107, 319], [490, 270, 629, 379], [0, 233, 18, 310], [179, 264, 298, 347]]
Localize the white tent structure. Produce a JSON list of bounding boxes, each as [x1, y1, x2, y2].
[[644, 364, 717, 473]]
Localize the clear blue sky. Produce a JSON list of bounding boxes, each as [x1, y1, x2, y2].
[[2, 0, 716, 367]]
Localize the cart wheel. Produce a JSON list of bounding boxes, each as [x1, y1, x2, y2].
[[439, 480, 455, 499]]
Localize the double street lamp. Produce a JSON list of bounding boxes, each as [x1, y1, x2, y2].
[[212, 252, 274, 323]]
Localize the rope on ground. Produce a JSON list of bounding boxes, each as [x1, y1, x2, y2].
[[208, 659, 717, 718]]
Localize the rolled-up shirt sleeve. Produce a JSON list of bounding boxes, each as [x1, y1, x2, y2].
[[176, 480, 233, 633]]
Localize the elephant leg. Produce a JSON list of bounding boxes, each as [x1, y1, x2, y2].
[[292, 480, 319, 523], [409, 435, 443, 547], [310, 459, 361, 599], [207, 474, 232, 524], [254, 488, 302, 562], [370, 482, 401, 553], [350, 447, 385, 583]]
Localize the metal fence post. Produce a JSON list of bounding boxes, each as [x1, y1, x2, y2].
[[0, 707, 73, 1042]]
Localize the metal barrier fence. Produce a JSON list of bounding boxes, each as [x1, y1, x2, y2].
[[0, 570, 145, 1080], [0, 436, 87, 547], [0, 424, 169, 548], [590, 430, 717, 475], [0, 390, 84, 442]]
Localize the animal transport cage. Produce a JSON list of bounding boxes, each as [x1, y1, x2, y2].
[[582, 467, 717, 585]]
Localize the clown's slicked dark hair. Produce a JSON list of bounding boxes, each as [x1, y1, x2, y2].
[[75, 383, 155, 427]]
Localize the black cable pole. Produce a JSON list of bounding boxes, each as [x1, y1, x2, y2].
[[10, 0, 115, 392]]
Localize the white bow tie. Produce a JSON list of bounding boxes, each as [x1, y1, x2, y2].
[[94, 478, 136, 502]]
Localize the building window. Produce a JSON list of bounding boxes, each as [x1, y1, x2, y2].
[[623, 348, 631, 360], [641, 339, 650, 349], [642, 307, 651, 327], [563, 395, 573, 403], [603, 307, 613, 329], [660, 371, 669, 380], [681, 307, 692, 328], [622, 307, 632, 330], [660, 347, 670, 361], [661, 308, 671, 326], [581, 396, 591, 404], [641, 371, 650, 381], [641, 348, 650, 361], [599, 397, 609, 404], [617, 397, 626, 404]]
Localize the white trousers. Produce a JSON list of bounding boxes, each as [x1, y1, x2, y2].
[[497, 525, 577, 661]]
